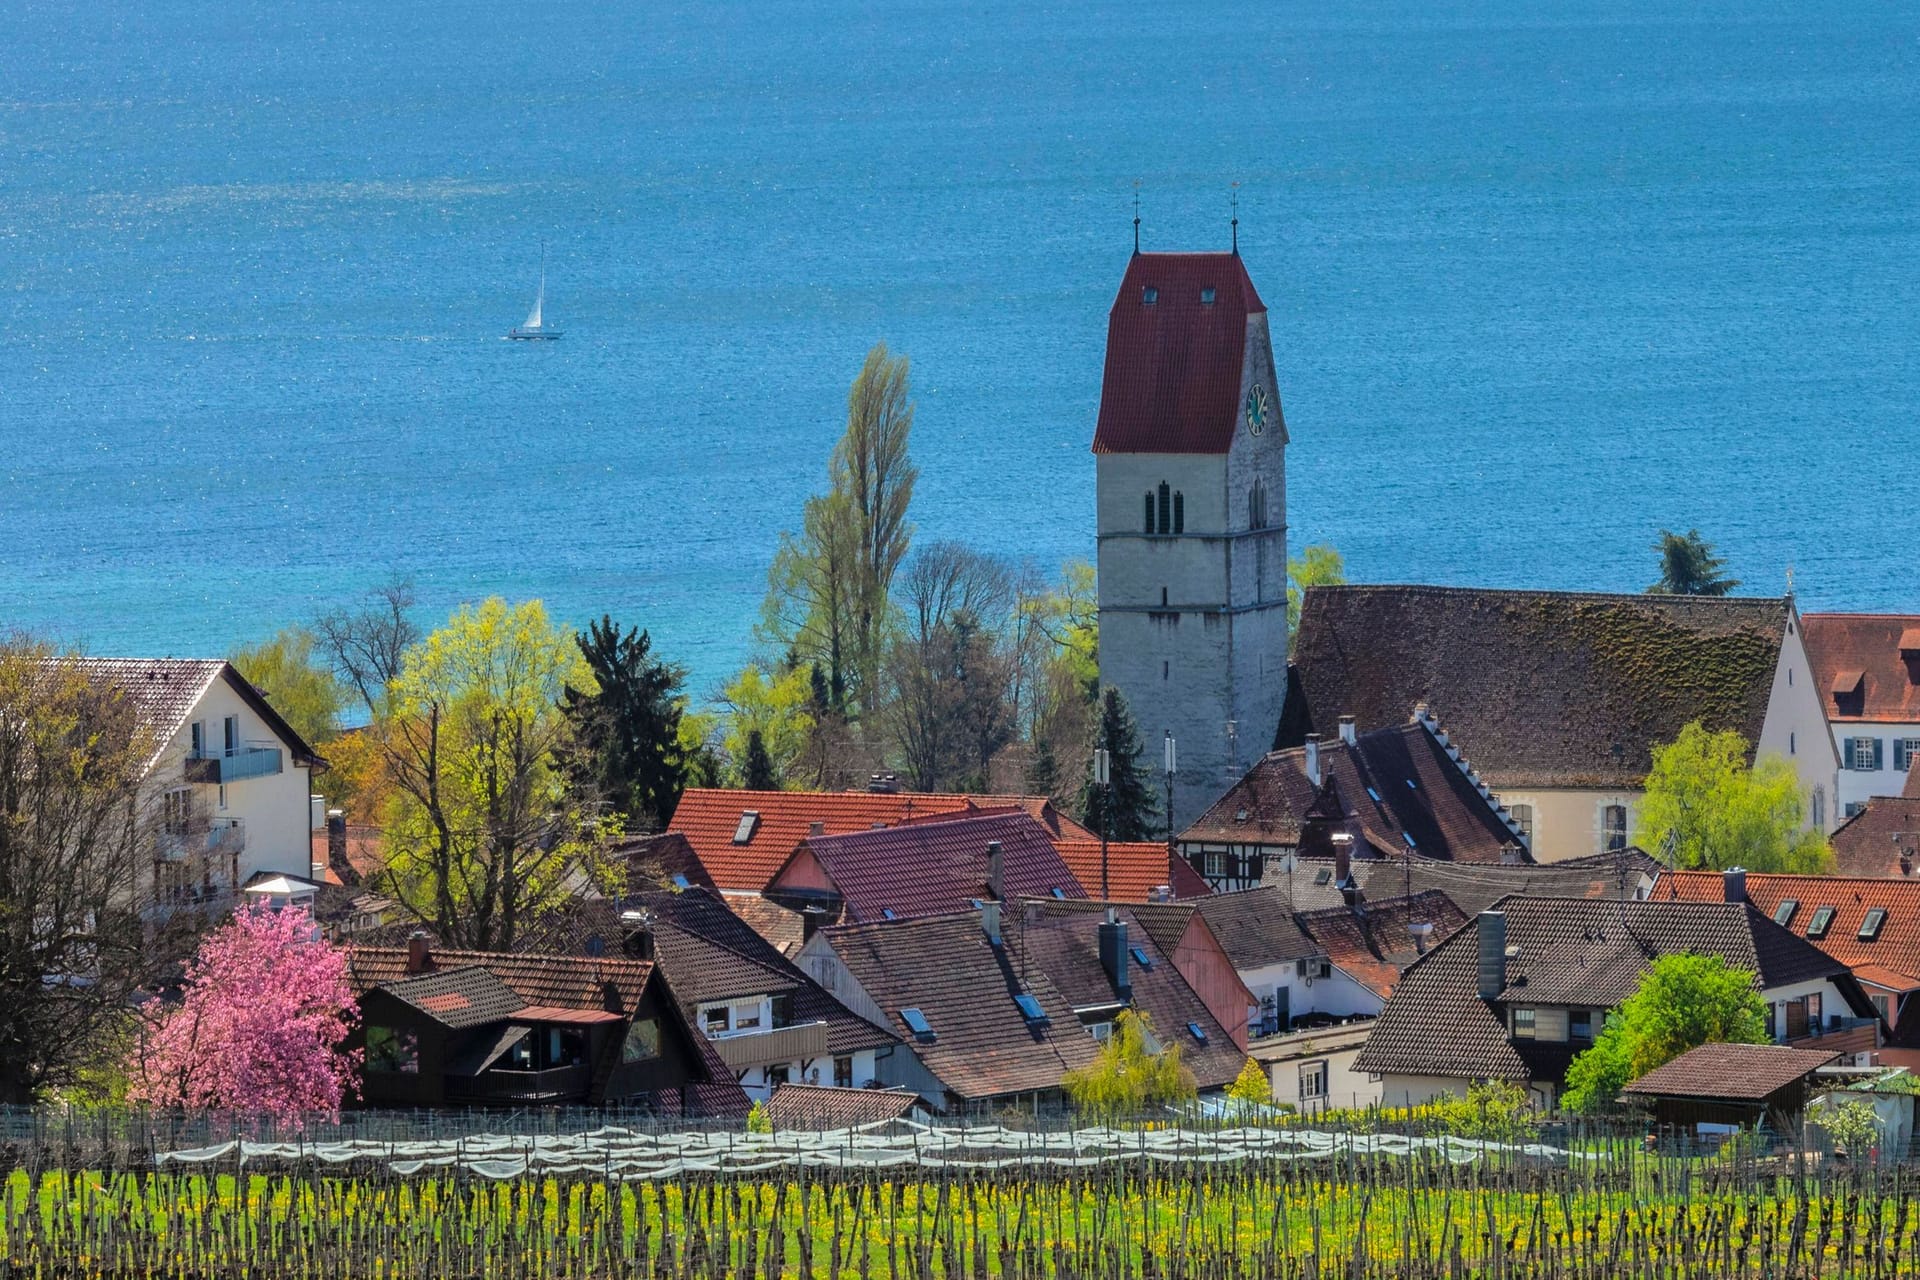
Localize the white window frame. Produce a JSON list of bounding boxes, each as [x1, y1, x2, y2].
[[1899, 739, 1920, 772], [1298, 1060, 1328, 1102], [1511, 1008, 1537, 1039], [1852, 737, 1879, 772]]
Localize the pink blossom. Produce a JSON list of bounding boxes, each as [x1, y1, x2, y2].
[[128, 905, 360, 1124]]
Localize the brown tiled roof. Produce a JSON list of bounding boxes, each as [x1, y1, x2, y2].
[[820, 912, 1103, 1101], [1189, 887, 1321, 970], [760, 1084, 922, 1130], [1091, 253, 1270, 455], [1053, 841, 1211, 901], [723, 894, 809, 957], [1184, 719, 1527, 862], [70, 657, 324, 768], [1802, 614, 1920, 722], [793, 811, 1085, 924], [380, 966, 527, 1028], [1356, 896, 1865, 1082], [347, 947, 654, 1015], [668, 788, 1093, 893], [620, 832, 718, 893], [1621, 1042, 1838, 1101], [1283, 587, 1790, 789], [1281, 850, 1663, 919], [1662, 869, 1920, 988], [1295, 892, 1467, 1000], [1829, 794, 1920, 878]]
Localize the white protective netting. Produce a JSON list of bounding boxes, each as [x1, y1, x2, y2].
[[154, 1122, 1582, 1180]]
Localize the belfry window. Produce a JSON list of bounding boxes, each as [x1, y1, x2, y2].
[[1249, 478, 1267, 529], [1156, 482, 1170, 535], [1143, 493, 1154, 533], [1172, 492, 1184, 534]]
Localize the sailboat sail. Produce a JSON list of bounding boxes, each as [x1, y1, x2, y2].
[[523, 273, 544, 331], [508, 245, 561, 339]]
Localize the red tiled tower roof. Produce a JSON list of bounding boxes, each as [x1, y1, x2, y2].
[[1091, 253, 1267, 455]]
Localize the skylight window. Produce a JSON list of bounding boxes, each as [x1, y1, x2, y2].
[[732, 811, 761, 844], [1861, 909, 1888, 941], [1402, 833, 1418, 849], [1366, 787, 1382, 803], [1188, 1022, 1208, 1043], [900, 1007, 935, 1041], [1807, 906, 1836, 939], [1200, 287, 1216, 304], [1406, 778, 1418, 790], [1773, 900, 1799, 928], [670, 874, 691, 890], [1013, 993, 1049, 1025], [1050, 887, 1067, 900], [1130, 945, 1153, 970], [1142, 286, 1158, 304], [881, 908, 897, 921], [1313, 868, 1332, 886]]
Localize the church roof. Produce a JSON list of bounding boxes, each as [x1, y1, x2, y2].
[[1091, 253, 1267, 455]]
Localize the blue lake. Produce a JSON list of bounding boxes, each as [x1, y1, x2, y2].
[[3, 0, 1917, 689]]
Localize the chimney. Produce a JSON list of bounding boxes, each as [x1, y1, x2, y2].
[[1500, 844, 1524, 866], [982, 900, 1002, 945], [802, 905, 826, 944], [326, 808, 348, 868], [620, 909, 655, 961], [867, 773, 900, 794], [1332, 830, 1353, 890], [808, 820, 825, 837], [1408, 921, 1434, 955], [1338, 715, 1357, 747], [310, 794, 326, 831], [405, 930, 432, 974], [1098, 908, 1131, 1002], [1722, 867, 1747, 905], [987, 840, 1005, 902], [1304, 734, 1322, 787], [1476, 912, 1507, 999]]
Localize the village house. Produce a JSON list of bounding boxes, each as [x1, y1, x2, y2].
[[796, 901, 1246, 1113], [1276, 849, 1661, 919], [1356, 888, 1879, 1109], [1620, 1042, 1843, 1135], [1827, 766, 1920, 879], [1801, 614, 1920, 818], [344, 932, 713, 1112], [75, 658, 326, 908], [758, 1083, 926, 1131], [1179, 711, 1530, 891], [1281, 587, 1837, 861]]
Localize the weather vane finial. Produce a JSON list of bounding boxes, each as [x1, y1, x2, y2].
[[1786, 563, 1795, 597], [1231, 182, 1239, 254], [1133, 181, 1142, 255]]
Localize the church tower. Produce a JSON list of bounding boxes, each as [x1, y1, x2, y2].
[[1092, 249, 1288, 832]]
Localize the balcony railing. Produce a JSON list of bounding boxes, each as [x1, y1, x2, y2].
[[710, 1021, 829, 1071], [450, 1064, 592, 1104], [185, 744, 283, 784], [156, 818, 246, 863]]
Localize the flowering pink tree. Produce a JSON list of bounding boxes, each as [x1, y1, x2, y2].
[[128, 905, 360, 1122]]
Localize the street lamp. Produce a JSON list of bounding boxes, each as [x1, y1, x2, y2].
[[1092, 747, 1112, 898], [1163, 731, 1178, 854]]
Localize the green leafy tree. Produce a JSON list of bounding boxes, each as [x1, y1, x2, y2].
[[376, 598, 612, 951], [1226, 1058, 1274, 1107], [1286, 544, 1346, 638], [742, 730, 779, 791], [229, 626, 345, 749], [1635, 722, 1831, 873], [746, 1099, 772, 1134], [1649, 528, 1739, 596], [1433, 1080, 1540, 1141], [560, 616, 689, 831], [1080, 687, 1158, 842], [1563, 954, 1769, 1113], [1063, 1010, 1196, 1117], [719, 664, 815, 786], [1816, 1098, 1879, 1160]]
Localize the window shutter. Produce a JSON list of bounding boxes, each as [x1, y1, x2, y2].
[[1841, 738, 1855, 770], [1875, 738, 1885, 770], [1899, 741, 1909, 772]]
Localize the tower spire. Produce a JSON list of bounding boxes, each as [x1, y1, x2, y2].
[[1133, 181, 1141, 255], [1230, 182, 1239, 255]]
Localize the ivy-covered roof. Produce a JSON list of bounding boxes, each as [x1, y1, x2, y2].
[[1282, 586, 1790, 789]]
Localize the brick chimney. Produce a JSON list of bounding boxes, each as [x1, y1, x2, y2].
[[326, 809, 352, 884], [1338, 715, 1357, 747], [1476, 911, 1507, 1000], [987, 840, 1005, 901], [405, 930, 432, 974], [802, 904, 826, 944], [620, 910, 656, 961], [1304, 734, 1322, 787]]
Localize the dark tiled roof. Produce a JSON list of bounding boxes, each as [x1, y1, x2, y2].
[[795, 811, 1086, 924], [1091, 253, 1270, 455], [1282, 850, 1663, 919], [1184, 719, 1526, 862], [1829, 794, 1920, 878], [380, 966, 527, 1028], [760, 1084, 921, 1130], [1189, 887, 1321, 970], [1295, 892, 1467, 1000], [1356, 896, 1863, 1082], [820, 912, 1103, 1100], [723, 895, 809, 957], [1661, 869, 1920, 987], [70, 657, 324, 768], [1053, 840, 1211, 901], [1802, 614, 1920, 722], [347, 947, 654, 1016], [668, 788, 1093, 893], [1283, 587, 1790, 789], [620, 832, 718, 893], [1622, 1042, 1839, 1101]]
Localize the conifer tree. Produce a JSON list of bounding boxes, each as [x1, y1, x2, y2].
[[743, 729, 779, 791], [561, 616, 688, 831], [1080, 687, 1158, 842]]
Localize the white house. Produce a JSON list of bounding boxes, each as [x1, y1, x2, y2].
[[1802, 614, 1920, 818], [76, 658, 325, 907]]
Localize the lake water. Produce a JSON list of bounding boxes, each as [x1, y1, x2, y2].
[[3, 0, 1917, 689]]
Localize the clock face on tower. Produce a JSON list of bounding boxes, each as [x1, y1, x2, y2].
[[1244, 384, 1268, 436]]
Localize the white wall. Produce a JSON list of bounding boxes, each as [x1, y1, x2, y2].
[[1833, 723, 1920, 814], [1758, 616, 1842, 832], [1491, 786, 1640, 864], [1268, 1045, 1379, 1112]]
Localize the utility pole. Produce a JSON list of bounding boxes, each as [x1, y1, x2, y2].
[[1163, 731, 1178, 855], [1093, 747, 1112, 899]]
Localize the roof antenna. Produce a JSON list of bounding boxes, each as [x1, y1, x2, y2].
[[1231, 182, 1240, 255], [1133, 181, 1142, 255]]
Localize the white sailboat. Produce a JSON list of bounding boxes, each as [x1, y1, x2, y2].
[[507, 246, 562, 340]]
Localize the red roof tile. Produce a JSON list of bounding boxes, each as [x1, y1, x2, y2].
[[1053, 841, 1210, 902], [760, 1084, 922, 1130], [1803, 614, 1920, 722], [1662, 869, 1920, 986], [668, 788, 1093, 893], [788, 811, 1086, 924], [1295, 892, 1468, 1000], [1091, 253, 1269, 455]]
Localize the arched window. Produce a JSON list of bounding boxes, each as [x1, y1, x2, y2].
[[1812, 785, 1827, 830], [1156, 482, 1170, 535], [1173, 491, 1184, 534], [1143, 493, 1154, 533]]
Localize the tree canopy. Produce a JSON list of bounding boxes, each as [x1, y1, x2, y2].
[[1080, 687, 1159, 843], [1562, 953, 1769, 1113], [1635, 722, 1831, 873], [1286, 543, 1346, 637], [229, 626, 345, 749], [560, 616, 689, 831], [1648, 529, 1739, 596], [1062, 1010, 1196, 1116]]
